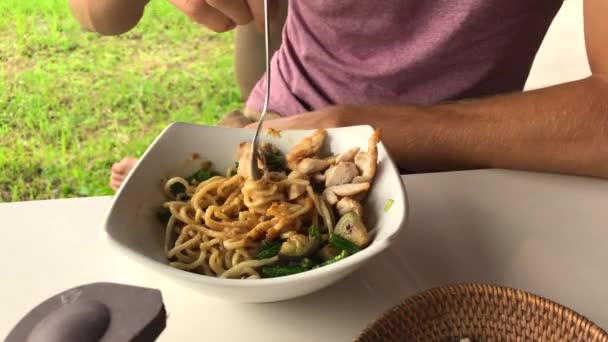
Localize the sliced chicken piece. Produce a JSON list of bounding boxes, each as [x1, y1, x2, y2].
[[336, 147, 360, 163], [297, 158, 330, 175], [236, 142, 271, 179], [288, 170, 307, 180], [328, 182, 370, 197], [322, 187, 339, 206], [235, 142, 248, 160], [325, 162, 359, 187], [287, 170, 308, 200], [324, 155, 337, 165], [286, 129, 327, 170], [353, 129, 381, 183], [322, 182, 370, 205], [236, 142, 252, 179], [336, 197, 363, 218], [312, 172, 326, 183]]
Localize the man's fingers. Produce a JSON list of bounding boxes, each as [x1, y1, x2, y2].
[[207, 0, 253, 25], [189, 2, 236, 32], [109, 179, 121, 191], [247, 0, 279, 32], [111, 173, 126, 182], [111, 156, 138, 174], [167, 0, 235, 32], [111, 163, 122, 173]]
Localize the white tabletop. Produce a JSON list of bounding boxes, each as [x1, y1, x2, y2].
[[2, 169, 607, 340]]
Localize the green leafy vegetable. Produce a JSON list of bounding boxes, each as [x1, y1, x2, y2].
[[260, 265, 308, 278], [384, 199, 395, 212], [187, 167, 219, 183], [317, 250, 349, 268], [300, 258, 318, 270], [169, 165, 219, 196], [256, 241, 282, 260], [309, 226, 321, 240], [329, 234, 361, 255]]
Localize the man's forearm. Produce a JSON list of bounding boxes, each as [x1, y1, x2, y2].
[[68, 0, 149, 35], [379, 75, 608, 178]]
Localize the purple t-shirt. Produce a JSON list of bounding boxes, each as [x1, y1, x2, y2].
[[246, 0, 563, 116]]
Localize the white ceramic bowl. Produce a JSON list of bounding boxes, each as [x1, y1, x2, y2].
[[102, 123, 408, 303]]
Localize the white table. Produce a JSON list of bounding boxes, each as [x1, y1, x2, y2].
[[1, 170, 607, 341]]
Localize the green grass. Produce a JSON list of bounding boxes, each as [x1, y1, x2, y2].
[[0, 0, 242, 202]]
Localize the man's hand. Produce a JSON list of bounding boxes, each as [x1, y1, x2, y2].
[[168, 0, 279, 33], [246, 89, 608, 179], [244, 105, 436, 173]]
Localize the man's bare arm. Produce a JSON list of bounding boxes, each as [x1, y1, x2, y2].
[[253, 0, 608, 179], [392, 0, 608, 177], [68, 0, 149, 35]]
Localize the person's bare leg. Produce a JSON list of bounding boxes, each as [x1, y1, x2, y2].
[[234, 1, 287, 100]]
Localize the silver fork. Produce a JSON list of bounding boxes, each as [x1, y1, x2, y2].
[[248, 0, 272, 180]]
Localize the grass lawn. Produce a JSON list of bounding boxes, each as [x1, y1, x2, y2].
[[0, 0, 241, 202]]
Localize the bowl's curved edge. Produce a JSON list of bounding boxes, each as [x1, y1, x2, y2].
[[101, 122, 408, 297]]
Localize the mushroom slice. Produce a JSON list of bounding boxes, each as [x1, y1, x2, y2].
[[325, 162, 359, 187], [336, 197, 363, 218], [297, 158, 330, 175], [286, 129, 327, 170]]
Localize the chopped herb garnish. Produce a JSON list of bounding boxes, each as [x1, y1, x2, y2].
[[329, 234, 361, 255], [309, 226, 321, 240], [263, 150, 286, 172], [384, 199, 395, 212], [300, 258, 318, 269], [316, 250, 349, 268], [187, 167, 219, 183], [169, 183, 186, 196], [260, 265, 307, 278], [157, 208, 172, 225], [256, 241, 282, 260]]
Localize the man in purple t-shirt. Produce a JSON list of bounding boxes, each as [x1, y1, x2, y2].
[[70, 0, 608, 189]]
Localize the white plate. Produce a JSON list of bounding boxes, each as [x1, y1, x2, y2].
[[102, 123, 408, 303]]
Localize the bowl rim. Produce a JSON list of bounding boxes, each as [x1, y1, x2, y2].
[[102, 122, 409, 286]]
